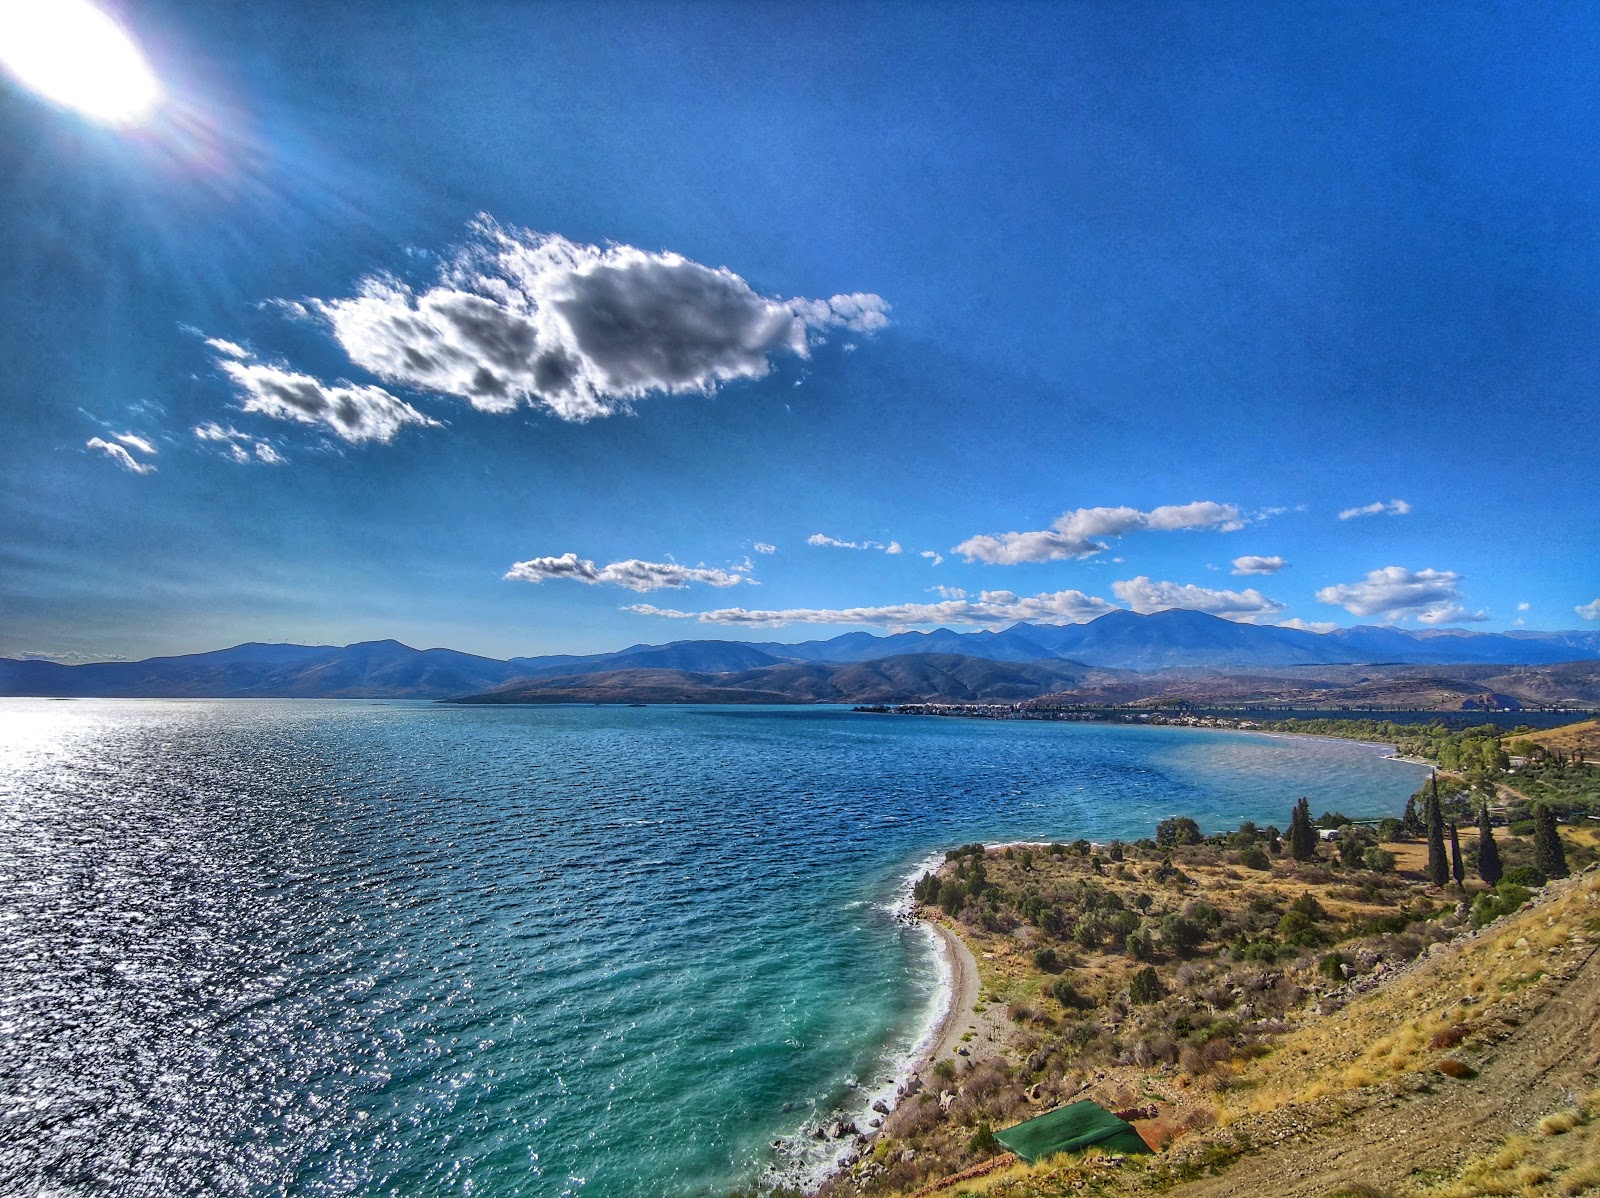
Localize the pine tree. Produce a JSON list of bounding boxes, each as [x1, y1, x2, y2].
[[1449, 822, 1464, 887], [1426, 787, 1449, 888], [1476, 802, 1502, 886], [1533, 805, 1569, 881], [1288, 796, 1317, 861]]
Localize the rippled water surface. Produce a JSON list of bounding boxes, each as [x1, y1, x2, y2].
[[0, 700, 1429, 1196]]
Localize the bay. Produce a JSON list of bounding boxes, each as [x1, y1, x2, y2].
[[0, 699, 1429, 1197]]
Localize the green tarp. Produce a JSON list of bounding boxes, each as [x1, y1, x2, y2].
[[994, 1100, 1152, 1162]]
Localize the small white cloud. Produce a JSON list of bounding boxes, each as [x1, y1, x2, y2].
[[1577, 598, 1600, 621], [955, 501, 1246, 565], [752, 542, 776, 555], [204, 337, 251, 360], [1338, 499, 1412, 521], [1231, 554, 1289, 576], [1516, 602, 1531, 612], [920, 550, 944, 566], [1276, 617, 1339, 634], [505, 552, 749, 592], [15, 649, 131, 664], [193, 422, 286, 465], [1416, 604, 1489, 626], [808, 533, 901, 555], [1316, 565, 1469, 623], [85, 437, 155, 474], [930, 585, 967, 600], [1111, 576, 1285, 622], [218, 356, 438, 444], [113, 432, 157, 456], [624, 588, 1119, 630]]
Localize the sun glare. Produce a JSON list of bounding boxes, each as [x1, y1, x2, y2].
[[0, 0, 161, 126]]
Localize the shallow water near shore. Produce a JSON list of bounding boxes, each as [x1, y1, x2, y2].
[[0, 700, 1429, 1197]]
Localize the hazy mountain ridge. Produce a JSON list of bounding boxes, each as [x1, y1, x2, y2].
[[5, 610, 1600, 700]]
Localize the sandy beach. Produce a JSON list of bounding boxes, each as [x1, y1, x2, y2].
[[903, 915, 1012, 1093]]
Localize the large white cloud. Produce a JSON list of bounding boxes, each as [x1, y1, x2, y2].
[[1573, 598, 1600, 621], [954, 501, 1246, 565], [1111, 576, 1285, 622], [1338, 498, 1412, 521], [218, 356, 438, 444], [624, 588, 1118, 629], [85, 437, 155, 474], [1315, 566, 1477, 623], [302, 217, 887, 422], [1231, 554, 1288, 576], [505, 552, 748, 593]]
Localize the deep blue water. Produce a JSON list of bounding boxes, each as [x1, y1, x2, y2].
[[0, 700, 1430, 1197]]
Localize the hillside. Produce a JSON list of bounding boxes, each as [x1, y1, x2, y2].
[[827, 823, 1600, 1198], [5, 610, 1600, 700], [452, 654, 1113, 705]]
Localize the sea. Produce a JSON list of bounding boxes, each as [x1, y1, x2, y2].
[[0, 699, 1431, 1197]]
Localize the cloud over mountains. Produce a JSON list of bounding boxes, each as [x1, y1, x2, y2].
[[954, 501, 1246, 564], [626, 588, 1120, 628], [1315, 565, 1483, 624], [505, 553, 749, 592]]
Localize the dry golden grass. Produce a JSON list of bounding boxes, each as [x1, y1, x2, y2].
[[1511, 721, 1600, 759], [1219, 873, 1600, 1122], [1393, 1090, 1600, 1197]]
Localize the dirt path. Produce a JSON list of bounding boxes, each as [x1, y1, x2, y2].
[[1168, 929, 1600, 1197]]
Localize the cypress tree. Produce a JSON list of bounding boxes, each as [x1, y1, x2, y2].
[[1449, 822, 1464, 887], [1476, 802, 1502, 886], [1426, 788, 1449, 888], [1401, 794, 1423, 838], [1288, 796, 1317, 861], [1533, 805, 1569, 881]]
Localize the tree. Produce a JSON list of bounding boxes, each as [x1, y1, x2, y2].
[[1426, 780, 1449, 888], [1288, 797, 1317, 862], [1155, 816, 1202, 849], [1129, 966, 1164, 1004], [1476, 801, 1502, 886], [1449, 822, 1464, 887], [1533, 805, 1570, 881], [1401, 794, 1424, 838]]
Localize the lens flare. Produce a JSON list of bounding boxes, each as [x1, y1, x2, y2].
[[0, 0, 161, 126]]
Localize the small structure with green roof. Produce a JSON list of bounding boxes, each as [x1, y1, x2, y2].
[[994, 1100, 1152, 1162]]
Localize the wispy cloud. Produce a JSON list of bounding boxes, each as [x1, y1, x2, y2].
[[505, 552, 749, 593], [1277, 617, 1338, 634], [954, 501, 1246, 565], [1111, 576, 1285, 622], [282, 217, 886, 423], [1231, 554, 1288, 576], [752, 542, 776, 555], [1338, 498, 1412, 521], [1576, 598, 1600, 621], [218, 355, 438, 444], [808, 532, 902, 554], [921, 550, 944, 566], [625, 588, 1118, 629], [204, 337, 251, 360], [193, 422, 286, 465], [113, 432, 158, 456], [85, 437, 156, 474], [1315, 565, 1481, 624]]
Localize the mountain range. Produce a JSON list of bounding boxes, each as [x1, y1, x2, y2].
[[4, 609, 1599, 703]]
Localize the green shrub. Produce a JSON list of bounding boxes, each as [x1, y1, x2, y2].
[[1362, 847, 1397, 872], [1505, 865, 1546, 888], [1032, 946, 1060, 973], [969, 1122, 1000, 1156], [1240, 845, 1271, 871], [1319, 952, 1347, 981], [1051, 977, 1088, 1009], [1129, 966, 1164, 1004]]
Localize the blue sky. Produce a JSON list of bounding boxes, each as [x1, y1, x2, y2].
[[3, 0, 1598, 661]]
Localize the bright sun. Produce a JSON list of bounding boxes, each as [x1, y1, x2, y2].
[[0, 0, 161, 126]]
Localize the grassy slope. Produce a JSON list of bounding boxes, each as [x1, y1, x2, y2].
[[844, 829, 1600, 1198]]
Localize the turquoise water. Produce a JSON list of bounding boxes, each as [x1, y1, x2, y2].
[[0, 700, 1429, 1197]]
